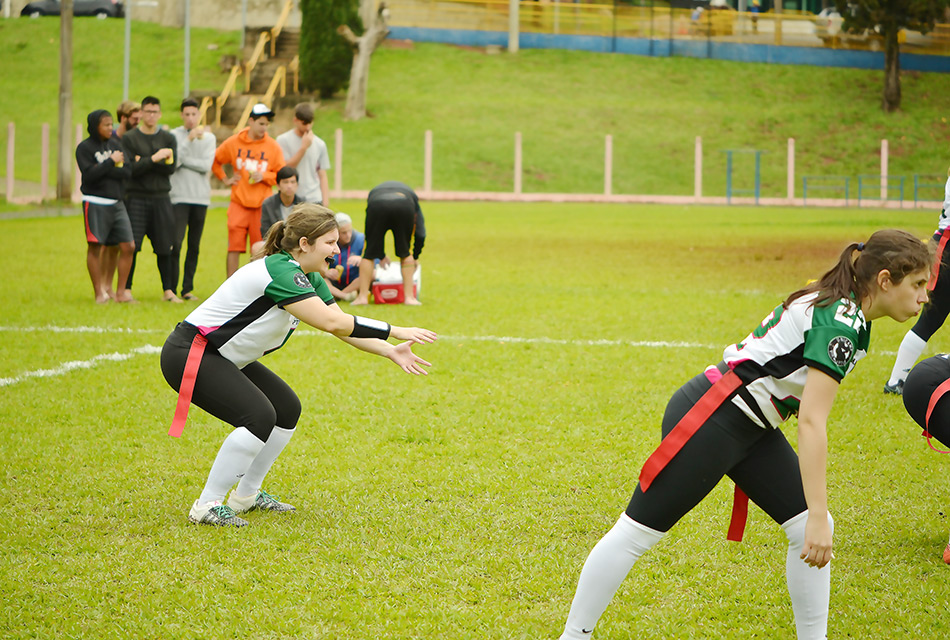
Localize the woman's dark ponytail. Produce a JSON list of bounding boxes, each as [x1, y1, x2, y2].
[[254, 220, 286, 260], [785, 230, 931, 309]]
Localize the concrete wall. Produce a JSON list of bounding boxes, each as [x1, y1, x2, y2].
[[388, 26, 950, 73]]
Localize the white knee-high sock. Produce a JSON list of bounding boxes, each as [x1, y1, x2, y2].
[[888, 330, 928, 386], [234, 426, 295, 498], [782, 510, 832, 640], [197, 427, 266, 505], [560, 514, 665, 640]]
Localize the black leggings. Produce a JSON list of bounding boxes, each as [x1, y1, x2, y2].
[[160, 323, 301, 442], [911, 234, 950, 341], [903, 354, 950, 447], [626, 369, 807, 532]]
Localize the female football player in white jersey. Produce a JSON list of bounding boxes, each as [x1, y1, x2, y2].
[[885, 166, 950, 394], [560, 229, 931, 640], [161, 205, 436, 527]]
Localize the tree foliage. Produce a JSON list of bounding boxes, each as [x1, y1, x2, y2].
[[835, 0, 950, 111], [299, 0, 363, 99]]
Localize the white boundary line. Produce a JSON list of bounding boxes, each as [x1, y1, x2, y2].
[[0, 326, 899, 388], [0, 345, 162, 387]]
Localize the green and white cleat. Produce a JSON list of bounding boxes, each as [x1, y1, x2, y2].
[[188, 500, 249, 527], [227, 490, 296, 514]]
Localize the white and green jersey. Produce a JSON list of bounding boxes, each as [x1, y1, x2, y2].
[[722, 292, 871, 429], [185, 251, 335, 368]]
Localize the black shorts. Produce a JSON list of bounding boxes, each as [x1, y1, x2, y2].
[[363, 193, 415, 261], [903, 354, 950, 447], [127, 195, 176, 256], [625, 366, 807, 532], [82, 200, 133, 245], [160, 322, 301, 442]]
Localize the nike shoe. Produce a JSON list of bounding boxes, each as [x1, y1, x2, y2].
[[883, 380, 904, 395], [188, 500, 249, 527], [227, 489, 296, 514]]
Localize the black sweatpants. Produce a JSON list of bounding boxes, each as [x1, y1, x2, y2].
[[626, 367, 808, 532], [160, 323, 301, 442]]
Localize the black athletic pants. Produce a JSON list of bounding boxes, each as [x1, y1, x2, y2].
[[625, 367, 808, 533], [911, 232, 950, 341], [127, 195, 177, 292], [903, 354, 950, 447], [171, 203, 207, 296], [160, 323, 300, 442]]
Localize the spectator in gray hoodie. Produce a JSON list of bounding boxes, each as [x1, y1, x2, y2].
[[169, 98, 216, 301]]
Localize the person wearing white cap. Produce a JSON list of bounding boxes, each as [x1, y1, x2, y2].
[[212, 103, 286, 277]]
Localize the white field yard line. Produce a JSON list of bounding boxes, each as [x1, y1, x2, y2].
[[0, 326, 900, 387], [0, 345, 162, 387]]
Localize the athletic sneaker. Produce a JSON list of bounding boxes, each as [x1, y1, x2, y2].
[[226, 489, 296, 514], [188, 500, 249, 527], [943, 542, 950, 564], [883, 380, 904, 395]]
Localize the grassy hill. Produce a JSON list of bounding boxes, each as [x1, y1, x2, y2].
[[2, 18, 949, 200]]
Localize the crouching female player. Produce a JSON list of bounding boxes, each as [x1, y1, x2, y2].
[[901, 354, 950, 563], [560, 229, 931, 640], [161, 205, 436, 527]]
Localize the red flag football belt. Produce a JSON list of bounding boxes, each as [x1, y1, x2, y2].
[[168, 333, 208, 438], [637, 368, 751, 541], [924, 377, 950, 454], [929, 228, 950, 291]]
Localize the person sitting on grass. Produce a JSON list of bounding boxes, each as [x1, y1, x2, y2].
[[161, 204, 437, 527], [324, 212, 364, 302], [559, 229, 931, 640], [250, 165, 303, 257]]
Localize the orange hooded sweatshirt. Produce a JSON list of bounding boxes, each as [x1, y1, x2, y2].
[[212, 128, 285, 208]]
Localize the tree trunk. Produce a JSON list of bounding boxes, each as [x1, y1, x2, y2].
[[57, 0, 73, 200], [339, 1, 389, 121], [882, 26, 901, 112]]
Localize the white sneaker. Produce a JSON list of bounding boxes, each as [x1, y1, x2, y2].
[[226, 489, 295, 514], [188, 500, 249, 527]]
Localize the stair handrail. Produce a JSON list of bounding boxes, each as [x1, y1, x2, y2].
[[233, 97, 263, 134], [270, 0, 295, 57], [216, 65, 243, 128], [245, 31, 271, 92], [197, 96, 213, 126], [232, 65, 287, 133], [263, 66, 288, 106], [289, 55, 300, 94]]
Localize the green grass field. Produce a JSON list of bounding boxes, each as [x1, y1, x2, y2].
[[1, 202, 948, 638], [3, 19, 950, 200]]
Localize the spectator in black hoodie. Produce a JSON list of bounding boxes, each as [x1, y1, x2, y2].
[[76, 109, 136, 303]]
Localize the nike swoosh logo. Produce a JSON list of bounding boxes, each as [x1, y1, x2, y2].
[[582, 630, 593, 634]]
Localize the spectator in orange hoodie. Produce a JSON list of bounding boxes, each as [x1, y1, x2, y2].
[[213, 103, 285, 277]]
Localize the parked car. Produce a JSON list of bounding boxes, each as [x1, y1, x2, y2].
[[21, 0, 124, 18]]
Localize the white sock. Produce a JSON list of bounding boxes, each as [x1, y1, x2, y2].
[[197, 427, 266, 505], [560, 514, 665, 640], [888, 330, 928, 386], [234, 426, 295, 498], [782, 511, 832, 640]]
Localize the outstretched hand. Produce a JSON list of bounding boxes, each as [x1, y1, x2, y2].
[[391, 326, 437, 345], [388, 341, 432, 375]]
